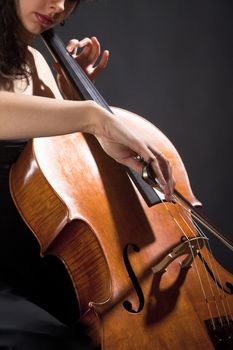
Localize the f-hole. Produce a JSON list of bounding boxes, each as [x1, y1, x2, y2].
[[122, 243, 145, 313]]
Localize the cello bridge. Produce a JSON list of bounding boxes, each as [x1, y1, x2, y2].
[[152, 236, 208, 274]]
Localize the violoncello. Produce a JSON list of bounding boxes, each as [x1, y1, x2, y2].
[[9, 29, 233, 349]]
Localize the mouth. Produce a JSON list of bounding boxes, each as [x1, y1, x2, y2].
[[35, 13, 53, 27]]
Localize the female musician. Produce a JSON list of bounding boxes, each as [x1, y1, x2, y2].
[[0, 0, 174, 348]]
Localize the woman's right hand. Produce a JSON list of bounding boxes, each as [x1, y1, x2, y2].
[[91, 103, 175, 202]]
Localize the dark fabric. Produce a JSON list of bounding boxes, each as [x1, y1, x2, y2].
[[0, 140, 28, 169], [0, 140, 93, 349], [0, 285, 87, 350]]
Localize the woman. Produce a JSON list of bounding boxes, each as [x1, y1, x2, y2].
[[0, 0, 174, 349]]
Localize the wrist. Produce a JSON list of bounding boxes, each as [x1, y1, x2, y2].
[[83, 100, 111, 136], [77, 100, 116, 138], [71, 100, 97, 134]]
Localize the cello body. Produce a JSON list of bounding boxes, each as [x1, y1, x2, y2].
[[10, 107, 233, 349]]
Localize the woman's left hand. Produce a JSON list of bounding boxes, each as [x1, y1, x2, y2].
[[55, 36, 109, 99]]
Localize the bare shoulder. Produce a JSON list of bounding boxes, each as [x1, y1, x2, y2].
[[28, 46, 63, 99]]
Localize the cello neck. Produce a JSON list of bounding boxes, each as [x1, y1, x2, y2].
[[41, 29, 111, 110], [41, 29, 161, 207]]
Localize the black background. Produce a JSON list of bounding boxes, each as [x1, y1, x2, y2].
[[36, 0, 233, 273]]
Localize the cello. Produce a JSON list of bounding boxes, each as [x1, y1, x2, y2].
[[9, 29, 233, 349]]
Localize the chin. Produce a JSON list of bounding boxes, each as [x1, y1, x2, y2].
[[23, 21, 50, 35]]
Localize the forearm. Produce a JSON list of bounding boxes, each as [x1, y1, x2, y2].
[[0, 91, 97, 140]]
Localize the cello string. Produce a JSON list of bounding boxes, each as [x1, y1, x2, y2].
[[144, 162, 233, 251], [173, 191, 233, 252], [173, 193, 232, 321], [160, 191, 233, 328], [172, 194, 232, 325], [155, 192, 216, 329], [146, 167, 229, 329], [140, 142, 232, 328], [172, 194, 230, 320], [192, 221, 233, 325], [177, 209, 224, 327]]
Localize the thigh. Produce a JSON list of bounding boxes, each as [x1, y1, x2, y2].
[[0, 285, 93, 350]]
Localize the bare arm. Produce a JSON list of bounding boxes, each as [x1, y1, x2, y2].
[[0, 90, 174, 200], [0, 39, 175, 200], [0, 91, 97, 139]]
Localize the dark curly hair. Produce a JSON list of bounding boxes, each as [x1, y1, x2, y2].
[[0, 0, 28, 81], [0, 0, 82, 82]]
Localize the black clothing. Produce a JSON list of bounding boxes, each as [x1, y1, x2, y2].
[[0, 140, 92, 349]]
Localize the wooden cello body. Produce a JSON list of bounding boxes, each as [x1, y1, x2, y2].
[[10, 107, 233, 349]]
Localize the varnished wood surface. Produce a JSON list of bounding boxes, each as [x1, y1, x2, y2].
[[10, 108, 233, 349]]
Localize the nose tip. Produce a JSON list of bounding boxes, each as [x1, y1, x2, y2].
[[57, 3, 65, 12], [52, 1, 65, 13]]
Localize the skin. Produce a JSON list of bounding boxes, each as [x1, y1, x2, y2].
[[0, 0, 175, 200]]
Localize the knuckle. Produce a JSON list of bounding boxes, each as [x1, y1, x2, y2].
[[69, 38, 79, 45], [84, 37, 91, 43]]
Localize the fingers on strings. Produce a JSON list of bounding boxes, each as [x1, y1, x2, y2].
[[66, 37, 109, 80], [134, 149, 175, 201]]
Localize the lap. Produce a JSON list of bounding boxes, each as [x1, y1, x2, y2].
[[0, 285, 93, 350]]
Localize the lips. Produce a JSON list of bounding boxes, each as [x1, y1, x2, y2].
[[35, 13, 53, 27]]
